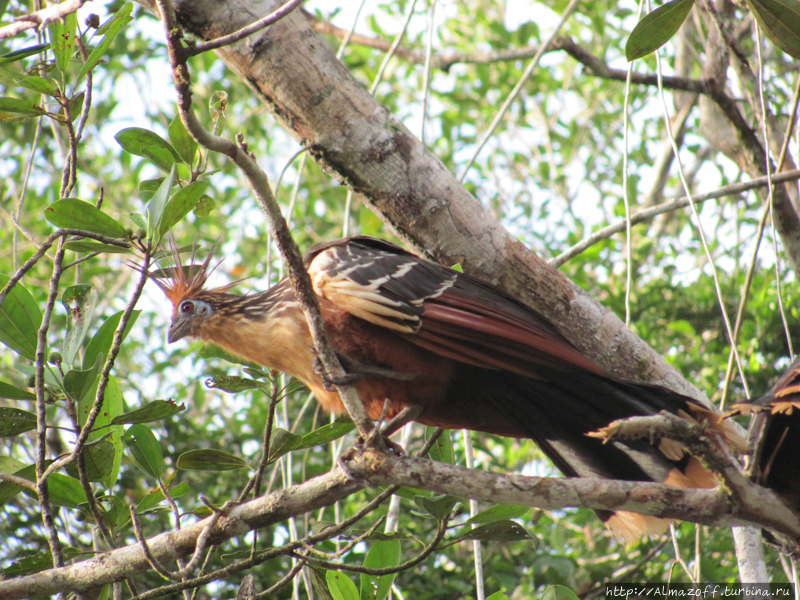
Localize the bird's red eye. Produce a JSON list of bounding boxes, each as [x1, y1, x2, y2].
[[180, 301, 194, 313]]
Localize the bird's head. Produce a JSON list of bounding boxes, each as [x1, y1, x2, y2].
[[148, 242, 239, 344]]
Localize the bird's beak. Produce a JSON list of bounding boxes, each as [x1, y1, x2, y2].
[[168, 315, 192, 343]]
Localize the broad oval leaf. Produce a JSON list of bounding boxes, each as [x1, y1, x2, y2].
[[110, 399, 184, 425], [159, 180, 209, 238], [168, 113, 198, 165], [44, 198, 127, 239], [541, 585, 581, 600], [626, 0, 696, 61], [115, 127, 180, 161], [0, 407, 37, 437], [747, 0, 800, 59], [176, 449, 248, 471], [267, 428, 303, 463], [65, 440, 116, 482], [298, 421, 355, 450], [63, 353, 102, 403], [122, 424, 163, 479], [78, 375, 124, 488], [22, 472, 88, 508], [426, 426, 455, 464], [360, 540, 401, 600], [326, 570, 359, 600], [0, 97, 47, 117], [0, 275, 42, 361]]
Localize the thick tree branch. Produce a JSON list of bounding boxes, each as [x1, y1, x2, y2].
[[7, 439, 800, 599], [0, 0, 88, 41]]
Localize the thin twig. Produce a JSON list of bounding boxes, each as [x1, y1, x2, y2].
[[550, 169, 800, 268], [0, 0, 87, 40], [458, 0, 581, 182], [35, 241, 68, 569]]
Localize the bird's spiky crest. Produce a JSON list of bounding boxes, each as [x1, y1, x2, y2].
[[149, 239, 239, 309]]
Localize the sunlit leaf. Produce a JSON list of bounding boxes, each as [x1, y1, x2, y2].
[[0, 275, 42, 361], [122, 424, 163, 479], [44, 198, 127, 239], [61, 284, 97, 368], [110, 399, 184, 425], [360, 540, 400, 600], [626, 0, 695, 60], [176, 449, 248, 471], [327, 570, 359, 600], [0, 407, 37, 437]]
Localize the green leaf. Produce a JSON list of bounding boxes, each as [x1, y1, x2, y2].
[[44, 198, 128, 238], [267, 428, 303, 463], [61, 284, 98, 368], [0, 96, 47, 117], [541, 585, 580, 600], [75, 3, 133, 84], [146, 164, 176, 247], [176, 449, 248, 471], [465, 504, 531, 526], [55, 91, 84, 124], [168, 114, 198, 165], [49, 9, 78, 73], [451, 520, 537, 545], [0, 275, 42, 361], [625, 0, 695, 61], [327, 570, 359, 600], [414, 494, 459, 520], [78, 375, 124, 488], [142, 145, 177, 173], [137, 480, 190, 513], [193, 195, 215, 217], [486, 593, 511, 600], [0, 456, 25, 474], [3, 548, 83, 578], [0, 44, 50, 63], [64, 240, 130, 254], [64, 353, 102, 403], [360, 540, 401, 600], [159, 181, 208, 238], [0, 407, 37, 437], [115, 127, 181, 161], [83, 310, 140, 370], [0, 65, 59, 96], [205, 375, 269, 394], [298, 421, 356, 450], [426, 426, 454, 464], [0, 381, 35, 401], [122, 424, 163, 479], [0, 463, 34, 505], [65, 440, 116, 482], [747, 0, 800, 58], [110, 399, 185, 425], [26, 472, 88, 508]]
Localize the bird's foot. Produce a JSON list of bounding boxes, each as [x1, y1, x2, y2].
[[313, 350, 416, 391]]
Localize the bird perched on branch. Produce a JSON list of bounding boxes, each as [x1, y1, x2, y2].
[[152, 235, 739, 539]]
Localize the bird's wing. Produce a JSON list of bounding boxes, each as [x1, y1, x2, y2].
[[735, 357, 800, 511], [306, 236, 604, 378]]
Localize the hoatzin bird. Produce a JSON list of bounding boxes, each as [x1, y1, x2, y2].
[[737, 356, 800, 513], [153, 235, 738, 539]]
